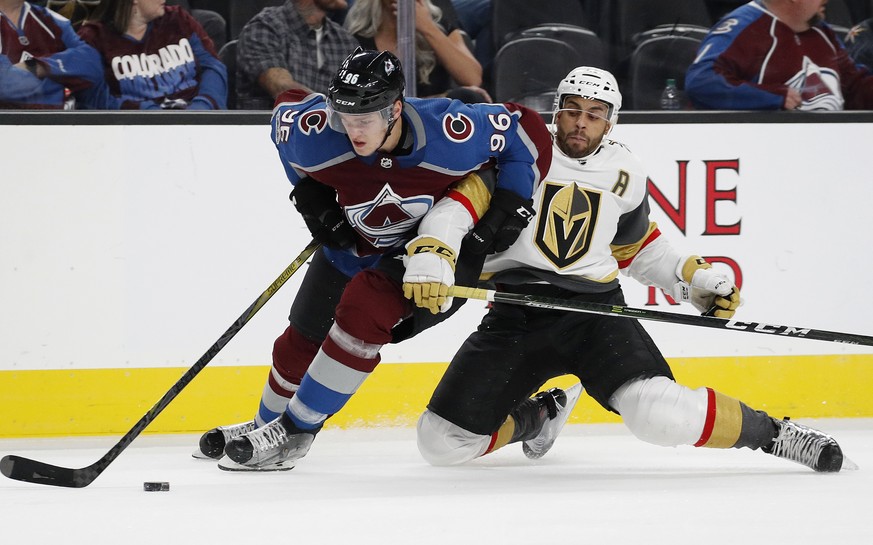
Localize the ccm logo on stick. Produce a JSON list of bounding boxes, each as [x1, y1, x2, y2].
[[725, 320, 811, 337]]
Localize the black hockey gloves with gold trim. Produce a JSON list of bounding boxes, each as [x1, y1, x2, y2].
[[291, 177, 356, 250], [467, 189, 535, 255], [673, 256, 741, 319]]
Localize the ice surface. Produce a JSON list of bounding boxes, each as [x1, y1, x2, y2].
[[1, 419, 870, 545]]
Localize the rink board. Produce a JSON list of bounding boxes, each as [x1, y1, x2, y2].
[[1, 354, 871, 437]]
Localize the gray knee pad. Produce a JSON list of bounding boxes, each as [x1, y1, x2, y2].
[[416, 410, 491, 466]]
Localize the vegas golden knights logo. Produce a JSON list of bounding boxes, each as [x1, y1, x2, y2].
[[535, 182, 601, 269]]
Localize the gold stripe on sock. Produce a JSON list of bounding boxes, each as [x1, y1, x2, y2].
[[486, 418, 516, 454], [700, 391, 743, 448]]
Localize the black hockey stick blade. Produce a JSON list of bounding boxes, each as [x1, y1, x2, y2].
[[1, 239, 320, 488], [448, 286, 873, 347]]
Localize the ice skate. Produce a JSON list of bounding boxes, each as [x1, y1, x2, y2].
[[522, 383, 583, 459], [763, 417, 845, 472], [218, 413, 320, 471], [192, 420, 257, 459]]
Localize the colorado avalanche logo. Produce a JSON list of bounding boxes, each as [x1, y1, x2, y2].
[[442, 113, 475, 143], [298, 110, 328, 135], [788, 57, 844, 111], [345, 184, 434, 247]]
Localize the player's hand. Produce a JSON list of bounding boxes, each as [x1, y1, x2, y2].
[[161, 98, 189, 109], [291, 178, 356, 249], [784, 88, 802, 110], [467, 189, 535, 254], [672, 256, 740, 319], [402, 236, 457, 314]]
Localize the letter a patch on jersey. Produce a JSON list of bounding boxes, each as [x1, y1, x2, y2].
[[534, 182, 601, 269]]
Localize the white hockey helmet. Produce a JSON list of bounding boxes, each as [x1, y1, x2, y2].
[[554, 66, 622, 126]]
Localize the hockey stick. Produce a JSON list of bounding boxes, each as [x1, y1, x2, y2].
[[448, 286, 873, 347], [0, 239, 321, 488]]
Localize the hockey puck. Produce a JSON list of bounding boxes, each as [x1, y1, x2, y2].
[[143, 481, 170, 492]]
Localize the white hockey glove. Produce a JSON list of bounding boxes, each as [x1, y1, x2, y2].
[[402, 236, 457, 314], [672, 256, 740, 319]]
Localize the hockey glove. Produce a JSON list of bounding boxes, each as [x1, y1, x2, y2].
[[402, 236, 457, 314], [467, 189, 535, 255], [672, 256, 741, 319], [291, 177, 356, 249]]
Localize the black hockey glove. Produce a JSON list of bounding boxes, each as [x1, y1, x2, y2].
[[290, 177, 356, 249], [466, 188, 535, 255]]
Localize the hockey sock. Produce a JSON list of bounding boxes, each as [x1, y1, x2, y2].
[[732, 405, 780, 450], [256, 325, 321, 426], [484, 396, 551, 454], [282, 268, 410, 429], [693, 388, 743, 448], [484, 418, 515, 455], [693, 389, 778, 449], [286, 322, 382, 430]]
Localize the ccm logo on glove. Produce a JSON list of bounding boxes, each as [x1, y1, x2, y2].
[[402, 236, 458, 314], [409, 242, 456, 266]]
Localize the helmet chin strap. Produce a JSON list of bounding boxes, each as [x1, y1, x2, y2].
[[378, 118, 399, 151], [376, 102, 403, 152]]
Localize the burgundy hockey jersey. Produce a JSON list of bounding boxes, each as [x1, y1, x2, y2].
[[77, 6, 226, 109], [0, 3, 102, 109], [686, 0, 873, 110], [271, 90, 553, 257]]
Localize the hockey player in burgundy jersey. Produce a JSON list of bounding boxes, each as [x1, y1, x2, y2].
[[686, 0, 873, 110], [76, 2, 226, 109], [417, 67, 848, 473], [195, 48, 552, 470], [0, 1, 102, 109]]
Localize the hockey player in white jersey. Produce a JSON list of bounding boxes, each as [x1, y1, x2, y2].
[[416, 66, 848, 472]]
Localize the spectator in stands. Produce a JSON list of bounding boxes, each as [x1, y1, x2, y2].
[[344, 0, 490, 102], [686, 0, 873, 110], [846, 18, 873, 68], [77, 0, 226, 109], [450, 0, 492, 72], [236, 0, 358, 110], [0, 0, 102, 108], [47, 0, 226, 49]]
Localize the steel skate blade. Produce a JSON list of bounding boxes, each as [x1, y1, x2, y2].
[[217, 456, 295, 472], [841, 455, 859, 471]]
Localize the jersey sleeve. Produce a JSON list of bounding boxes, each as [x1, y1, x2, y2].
[[270, 90, 328, 184], [35, 10, 103, 92], [0, 56, 54, 103], [685, 14, 787, 110], [610, 177, 685, 291], [488, 103, 552, 199], [236, 11, 288, 85], [178, 8, 227, 110]]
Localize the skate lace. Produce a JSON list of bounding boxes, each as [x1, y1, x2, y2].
[[770, 422, 826, 467], [247, 421, 290, 452], [222, 421, 256, 441]]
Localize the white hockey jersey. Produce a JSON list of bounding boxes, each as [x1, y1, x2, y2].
[[483, 138, 670, 293]]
